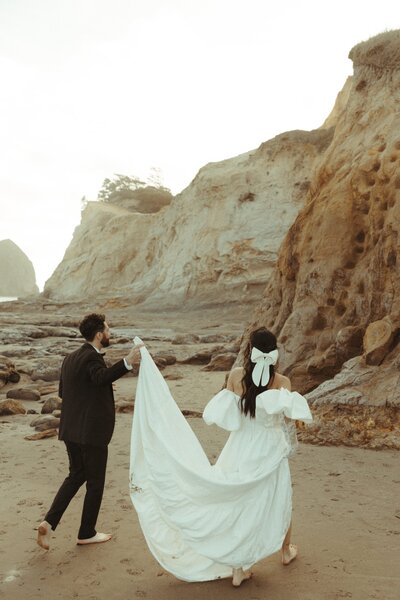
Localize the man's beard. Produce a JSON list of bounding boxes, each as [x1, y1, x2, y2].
[[100, 334, 110, 348]]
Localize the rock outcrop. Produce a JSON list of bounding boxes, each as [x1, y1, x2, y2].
[[0, 239, 38, 297], [44, 133, 332, 305], [44, 184, 173, 299], [249, 31, 400, 394]]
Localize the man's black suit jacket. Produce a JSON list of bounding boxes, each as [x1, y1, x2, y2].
[[58, 342, 129, 446]]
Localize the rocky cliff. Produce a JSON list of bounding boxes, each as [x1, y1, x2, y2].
[[44, 184, 173, 299], [0, 239, 39, 297], [249, 31, 400, 396], [44, 131, 332, 305]]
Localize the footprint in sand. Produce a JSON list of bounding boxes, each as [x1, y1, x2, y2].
[[127, 568, 143, 576]]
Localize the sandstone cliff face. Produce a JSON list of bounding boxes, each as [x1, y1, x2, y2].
[[45, 131, 332, 305], [249, 31, 400, 394], [0, 239, 38, 297], [127, 130, 332, 308], [44, 186, 172, 299]]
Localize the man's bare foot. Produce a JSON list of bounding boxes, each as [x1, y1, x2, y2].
[[282, 543, 298, 565], [232, 568, 252, 587], [37, 521, 51, 550], [76, 532, 112, 545]]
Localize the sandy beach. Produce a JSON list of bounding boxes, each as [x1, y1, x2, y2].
[[1, 356, 399, 600]]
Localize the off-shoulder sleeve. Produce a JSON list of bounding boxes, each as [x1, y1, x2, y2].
[[257, 388, 313, 423], [203, 389, 242, 431]]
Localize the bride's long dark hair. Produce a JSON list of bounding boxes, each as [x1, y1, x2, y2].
[[240, 327, 278, 418]]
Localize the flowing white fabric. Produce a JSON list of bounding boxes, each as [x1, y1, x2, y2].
[[250, 347, 279, 386], [129, 341, 313, 582]]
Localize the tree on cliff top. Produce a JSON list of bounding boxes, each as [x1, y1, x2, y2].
[[97, 172, 170, 203]]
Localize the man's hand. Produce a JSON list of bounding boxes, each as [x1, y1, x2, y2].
[[125, 344, 144, 367]]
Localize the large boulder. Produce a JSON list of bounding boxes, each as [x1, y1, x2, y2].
[[6, 388, 40, 401], [363, 317, 397, 365], [41, 396, 62, 414], [0, 399, 26, 415], [30, 415, 60, 430]]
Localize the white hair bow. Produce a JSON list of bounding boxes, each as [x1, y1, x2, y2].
[[251, 347, 279, 387]]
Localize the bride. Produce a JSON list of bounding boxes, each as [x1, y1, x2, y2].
[[129, 327, 312, 586]]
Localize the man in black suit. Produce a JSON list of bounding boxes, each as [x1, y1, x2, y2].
[[37, 313, 142, 550]]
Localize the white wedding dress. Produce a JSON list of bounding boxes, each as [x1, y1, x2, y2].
[[129, 341, 312, 582]]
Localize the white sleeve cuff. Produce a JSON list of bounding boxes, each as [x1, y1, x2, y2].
[[123, 358, 133, 370]]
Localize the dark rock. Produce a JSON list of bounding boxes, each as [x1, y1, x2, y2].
[[181, 409, 202, 418], [153, 353, 177, 369], [6, 388, 40, 401], [0, 355, 20, 385], [41, 396, 62, 414], [31, 364, 61, 382], [202, 352, 236, 372], [179, 350, 213, 365]]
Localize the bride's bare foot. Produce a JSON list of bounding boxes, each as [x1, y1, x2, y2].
[[232, 567, 252, 587], [282, 543, 298, 565]]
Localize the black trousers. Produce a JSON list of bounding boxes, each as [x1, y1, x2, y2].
[[45, 440, 108, 540]]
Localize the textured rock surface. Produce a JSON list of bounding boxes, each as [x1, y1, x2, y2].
[[0, 355, 20, 387], [0, 239, 39, 297], [0, 399, 26, 415], [202, 352, 236, 372], [300, 348, 400, 449], [363, 317, 396, 365], [44, 131, 332, 306], [44, 194, 168, 299], [41, 396, 62, 414], [6, 388, 40, 401], [249, 31, 400, 393]]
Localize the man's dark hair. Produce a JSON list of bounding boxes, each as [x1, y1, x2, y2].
[[79, 313, 106, 341]]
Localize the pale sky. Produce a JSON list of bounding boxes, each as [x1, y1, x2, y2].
[[1, 0, 399, 290]]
